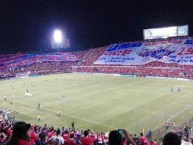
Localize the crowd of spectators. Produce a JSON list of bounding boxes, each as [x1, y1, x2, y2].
[[1, 111, 193, 145], [75, 64, 193, 79], [77, 46, 108, 66], [0, 113, 135, 145], [14, 61, 77, 74], [0, 50, 88, 79], [1, 42, 193, 79]]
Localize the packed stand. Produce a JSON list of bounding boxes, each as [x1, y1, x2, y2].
[[1, 38, 193, 79], [77, 46, 108, 66], [0, 51, 89, 79], [1, 111, 193, 145]]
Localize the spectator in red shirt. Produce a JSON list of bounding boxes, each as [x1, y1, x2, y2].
[[6, 127, 12, 136], [152, 139, 158, 145], [30, 130, 38, 145], [65, 133, 77, 145], [5, 121, 31, 145], [139, 133, 148, 145], [62, 130, 69, 140], [81, 130, 96, 145], [48, 128, 55, 139]]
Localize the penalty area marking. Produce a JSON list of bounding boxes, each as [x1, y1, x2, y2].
[[152, 92, 193, 131], [10, 85, 168, 131]]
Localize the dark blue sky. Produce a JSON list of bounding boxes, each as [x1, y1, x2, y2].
[[0, 0, 193, 53]]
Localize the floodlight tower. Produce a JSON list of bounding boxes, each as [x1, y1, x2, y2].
[[53, 30, 63, 43], [51, 29, 64, 49], [50, 29, 70, 50]]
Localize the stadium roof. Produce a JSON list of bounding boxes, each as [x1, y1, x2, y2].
[[0, 0, 193, 53]]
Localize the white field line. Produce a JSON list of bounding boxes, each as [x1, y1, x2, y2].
[[172, 92, 193, 105], [55, 86, 167, 130], [13, 100, 52, 121], [44, 108, 117, 129], [19, 105, 51, 117], [138, 88, 192, 130], [12, 100, 117, 130], [152, 92, 193, 131], [59, 86, 167, 129], [11, 86, 168, 131], [137, 86, 167, 97], [8, 86, 177, 131], [133, 86, 168, 113]]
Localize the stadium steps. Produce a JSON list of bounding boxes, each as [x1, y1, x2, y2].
[[76, 49, 93, 67], [0, 107, 18, 115]]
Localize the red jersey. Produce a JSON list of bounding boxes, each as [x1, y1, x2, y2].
[[65, 139, 77, 145], [30, 132, 38, 145], [63, 133, 69, 140], [140, 136, 148, 145], [6, 129, 12, 136], [18, 139, 31, 145], [153, 141, 158, 145], [81, 137, 95, 145], [48, 131, 55, 139]]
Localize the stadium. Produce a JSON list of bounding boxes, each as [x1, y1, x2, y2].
[[1, 34, 193, 143], [1, 1, 193, 145]]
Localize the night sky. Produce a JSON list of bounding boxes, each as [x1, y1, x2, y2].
[[0, 0, 193, 53]]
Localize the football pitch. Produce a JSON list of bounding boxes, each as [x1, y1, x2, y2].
[[1, 73, 193, 134]]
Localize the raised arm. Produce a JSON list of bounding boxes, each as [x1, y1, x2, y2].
[[123, 129, 137, 145]]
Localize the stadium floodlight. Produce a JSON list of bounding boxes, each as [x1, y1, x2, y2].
[[53, 30, 63, 43]]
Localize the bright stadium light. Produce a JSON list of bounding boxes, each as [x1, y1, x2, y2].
[[53, 30, 63, 43], [51, 29, 70, 49]]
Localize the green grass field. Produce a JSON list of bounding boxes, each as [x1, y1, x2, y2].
[[1, 73, 193, 135]]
